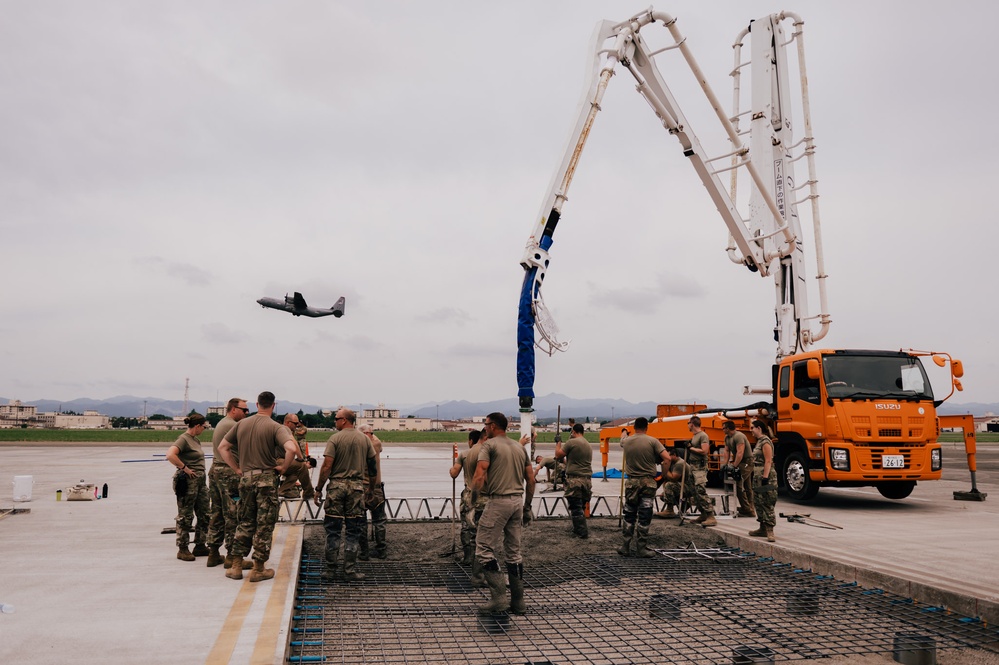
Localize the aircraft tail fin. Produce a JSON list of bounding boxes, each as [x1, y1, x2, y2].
[[332, 296, 345, 318]]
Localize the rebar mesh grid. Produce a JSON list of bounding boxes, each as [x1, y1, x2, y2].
[[287, 545, 999, 664]]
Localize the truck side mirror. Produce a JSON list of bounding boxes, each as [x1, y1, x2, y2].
[[952, 359, 964, 378], [806, 358, 820, 380]]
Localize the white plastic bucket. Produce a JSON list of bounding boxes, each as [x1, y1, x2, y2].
[[12, 475, 33, 502]]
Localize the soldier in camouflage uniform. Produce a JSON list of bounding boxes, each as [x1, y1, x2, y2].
[[748, 419, 778, 542], [166, 413, 211, 562], [314, 408, 377, 582], [357, 424, 388, 561], [450, 429, 488, 585], [206, 397, 248, 569], [278, 414, 315, 500], [619, 418, 670, 558], [218, 391, 298, 583], [555, 423, 592, 538], [685, 416, 717, 527], [657, 447, 695, 518]]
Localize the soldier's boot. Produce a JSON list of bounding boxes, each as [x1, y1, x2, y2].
[[635, 525, 655, 559], [765, 525, 776, 542], [226, 557, 244, 580], [654, 505, 677, 519], [470, 557, 487, 588], [358, 530, 370, 561], [373, 527, 387, 559], [507, 562, 526, 615], [177, 546, 195, 562], [699, 514, 718, 527], [737, 506, 756, 518], [343, 551, 367, 582], [323, 552, 338, 581], [461, 543, 475, 566], [571, 514, 589, 539], [206, 548, 224, 568], [748, 523, 767, 537], [617, 523, 635, 557], [477, 562, 509, 614], [192, 543, 210, 557], [222, 553, 251, 570], [248, 560, 275, 583]]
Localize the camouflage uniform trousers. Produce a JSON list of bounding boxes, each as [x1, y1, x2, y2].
[[323, 479, 366, 560], [207, 464, 240, 553], [232, 470, 279, 563], [174, 470, 209, 549], [359, 483, 388, 557], [623, 477, 658, 528], [690, 467, 714, 517], [459, 487, 488, 548], [753, 471, 778, 527], [563, 475, 592, 519], [659, 476, 696, 510]]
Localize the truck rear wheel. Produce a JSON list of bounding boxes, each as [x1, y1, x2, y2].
[[782, 451, 819, 501], [876, 481, 915, 500]]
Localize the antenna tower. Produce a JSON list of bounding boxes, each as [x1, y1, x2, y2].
[[183, 377, 190, 415]]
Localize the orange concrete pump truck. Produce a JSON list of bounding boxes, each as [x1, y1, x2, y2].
[[514, 8, 983, 502]]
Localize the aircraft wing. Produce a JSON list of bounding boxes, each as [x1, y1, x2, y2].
[[292, 292, 308, 310]]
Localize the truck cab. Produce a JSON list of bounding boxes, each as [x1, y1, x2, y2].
[[774, 349, 943, 500]]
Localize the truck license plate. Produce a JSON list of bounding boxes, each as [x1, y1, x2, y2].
[[882, 455, 904, 469]]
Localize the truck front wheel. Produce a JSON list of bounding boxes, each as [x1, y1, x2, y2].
[[876, 481, 915, 500], [782, 451, 819, 501]]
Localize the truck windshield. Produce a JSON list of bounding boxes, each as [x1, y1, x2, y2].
[[822, 355, 934, 400]]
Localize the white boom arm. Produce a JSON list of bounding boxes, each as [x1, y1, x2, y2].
[[518, 9, 831, 401]]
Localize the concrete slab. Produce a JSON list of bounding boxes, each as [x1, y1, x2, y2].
[[1, 440, 996, 664], [0, 444, 300, 665]]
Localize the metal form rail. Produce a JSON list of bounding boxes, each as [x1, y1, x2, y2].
[[281, 494, 718, 523], [286, 539, 999, 664]]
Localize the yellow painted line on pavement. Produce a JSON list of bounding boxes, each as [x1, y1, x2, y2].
[[251, 525, 303, 664], [205, 571, 256, 665]]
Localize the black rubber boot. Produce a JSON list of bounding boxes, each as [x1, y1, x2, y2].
[[343, 550, 366, 582], [618, 522, 635, 557], [635, 524, 655, 558], [507, 562, 526, 615], [477, 561, 509, 614]]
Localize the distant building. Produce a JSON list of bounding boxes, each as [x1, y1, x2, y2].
[[0, 400, 111, 429], [146, 416, 188, 431], [356, 415, 432, 432], [363, 403, 399, 419], [0, 400, 37, 427], [207, 406, 226, 417], [52, 411, 110, 430]]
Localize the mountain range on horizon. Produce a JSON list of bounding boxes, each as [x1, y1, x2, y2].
[[2, 393, 994, 421]]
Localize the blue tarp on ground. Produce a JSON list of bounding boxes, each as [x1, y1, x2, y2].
[[594, 468, 625, 478]]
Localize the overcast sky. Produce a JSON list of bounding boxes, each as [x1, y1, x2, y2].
[[2, 1, 996, 412]]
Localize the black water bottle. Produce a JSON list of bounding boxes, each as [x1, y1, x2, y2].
[[102, 483, 108, 499]]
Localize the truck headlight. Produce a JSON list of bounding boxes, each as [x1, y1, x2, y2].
[[830, 447, 850, 471], [931, 448, 941, 471]]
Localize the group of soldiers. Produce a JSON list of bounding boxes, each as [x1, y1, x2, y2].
[[653, 415, 779, 542], [167, 393, 388, 584]]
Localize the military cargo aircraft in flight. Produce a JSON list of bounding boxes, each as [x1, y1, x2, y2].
[[257, 292, 345, 318]]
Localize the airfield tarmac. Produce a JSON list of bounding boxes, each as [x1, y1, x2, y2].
[[0, 440, 997, 664]]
